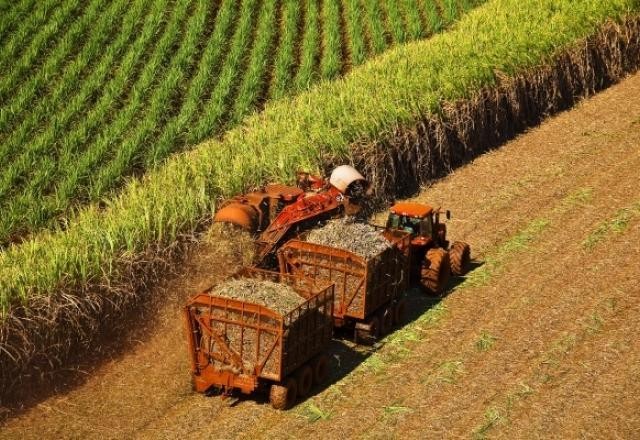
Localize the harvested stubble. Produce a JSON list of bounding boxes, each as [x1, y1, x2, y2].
[[214, 279, 304, 315], [306, 218, 391, 259]]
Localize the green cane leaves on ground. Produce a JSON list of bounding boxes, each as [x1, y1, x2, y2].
[[461, 218, 550, 289], [582, 202, 640, 249], [475, 331, 497, 352]]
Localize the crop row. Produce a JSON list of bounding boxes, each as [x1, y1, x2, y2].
[[0, 0, 480, 247], [320, 0, 343, 80], [0, 0, 133, 169], [0, 0, 175, 240], [269, 0, 301, 99], [0, 0, 83, 103], [0, 0, 125, 141], [0, 0, 38, 48], [0, 0, 59, 75]]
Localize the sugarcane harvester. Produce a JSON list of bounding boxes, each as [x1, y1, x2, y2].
[[213, 165, 370, 267]]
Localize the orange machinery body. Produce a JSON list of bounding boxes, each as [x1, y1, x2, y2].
[[184, 268, 334, 395], [389, 202, 437, 246], [389, 202, 434, 218], [277, 227, 411, 329], [214, 184, 308, 232], [215, 166, 369, 267], [254, 185, 347, 264], [217, 182, 352, 266], [387, 202, 448, 283], [388, 201, 448, 246]]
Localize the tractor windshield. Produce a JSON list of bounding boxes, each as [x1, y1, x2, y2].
[[388, 214, 422, 235], [421, 215, 433, 237], [404, 217, 422, 235], [387, 213, 401, 229]]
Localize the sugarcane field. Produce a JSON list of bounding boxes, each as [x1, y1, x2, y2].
[[1, 0, 640, 438]]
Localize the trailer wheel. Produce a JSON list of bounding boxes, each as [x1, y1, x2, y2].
[[380, 306, 393, 336], [393, 299, 407, 326], [296, 365, 314, 398], [312, 354, 330, 385], [450, 241, 471, 276], [270, 377, 297, 410]]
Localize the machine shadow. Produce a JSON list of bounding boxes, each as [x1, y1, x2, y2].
[[445, 260, 484, 292], [293, 259, 486, 407]]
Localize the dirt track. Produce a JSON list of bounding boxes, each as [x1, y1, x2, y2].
[[2, 73, 640, 439]]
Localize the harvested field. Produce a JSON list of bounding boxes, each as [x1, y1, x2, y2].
[[213, 279, 304, 315], [3, 69, 640, 438], [2, 2, 639, 404], [306, 218, 390, 258]]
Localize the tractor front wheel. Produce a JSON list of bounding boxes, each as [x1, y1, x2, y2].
[[422, 248, 451, 294], [450, 241, 471, 276]]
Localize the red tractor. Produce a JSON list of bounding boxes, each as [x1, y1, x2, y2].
[[213, 165, 369, 267], [386, 202, 471, 293]]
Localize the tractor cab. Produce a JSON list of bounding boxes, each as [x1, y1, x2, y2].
[[387, 202, 470, 284], [386, 202, 451, 248]]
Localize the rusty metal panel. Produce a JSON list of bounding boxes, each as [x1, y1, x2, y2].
[[185, 268, 334, 393], [278, 241, 367, 319], [281, 285, 334, 377], [278, 226, 411, 322]]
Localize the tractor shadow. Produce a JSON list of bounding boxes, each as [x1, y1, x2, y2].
[[445, 260, 485, 292]]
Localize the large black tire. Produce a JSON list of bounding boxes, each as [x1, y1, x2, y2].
[[450, 241, 471, 276], [380, 306, 394, 336], [296, 365, 314, 398], [393, 298, 407, 326], [422, 248, 451, 294], [312, 354, 330, 385], [270, 377, 297, 410]]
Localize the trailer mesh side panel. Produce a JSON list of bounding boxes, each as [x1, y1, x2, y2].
[[278, 227, 411, 321], [185, 268, 334, 391]]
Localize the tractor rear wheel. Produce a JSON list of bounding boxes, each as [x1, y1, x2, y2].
[[270, 377, 298, 410], [450, 241, 471, 276], [296, 365, 314, 398], [422, 248, 451, 294]]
